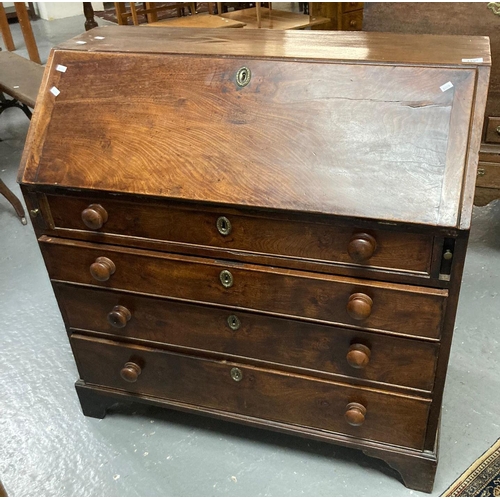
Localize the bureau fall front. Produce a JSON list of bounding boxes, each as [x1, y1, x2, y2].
[[18, 26, 490, 493]]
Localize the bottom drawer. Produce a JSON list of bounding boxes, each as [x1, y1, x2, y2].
[[71, 335, 431, 450]]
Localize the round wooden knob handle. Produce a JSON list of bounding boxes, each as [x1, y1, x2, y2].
[[346, 343, 371, 368], [345, 402, 366, 426], [90, 256, 116, 282], [346, 293, 373, 321], [120, 361, 141, 383], [107, 305, 131, 328], [347, 233, 377, 262], [81, 204, 108, 230]]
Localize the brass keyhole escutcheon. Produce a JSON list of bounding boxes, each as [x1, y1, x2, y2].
[[220, 270, 234, 288], [236, 67, 251, 87], [227, 314, 241, 331], [231, 367, 243, 382], [217, 216, 232, 236]]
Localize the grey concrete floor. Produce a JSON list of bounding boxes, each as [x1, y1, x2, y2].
[[1, 13, 500, 497]]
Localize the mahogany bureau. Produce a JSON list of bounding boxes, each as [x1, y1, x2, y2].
[[18, 26, 490, 493]]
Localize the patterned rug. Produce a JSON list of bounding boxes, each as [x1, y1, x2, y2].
[[442, 439, 500, 497]]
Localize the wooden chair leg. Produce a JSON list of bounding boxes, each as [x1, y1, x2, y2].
[[0, 2, 15, 51], [114, 2, 127, 25], [217, 2, 222, 15], [83, 2, 98, 31], [145, 2, 157, 23], [0, 479, 7, 497], [256, 2, 261, 28], [14, 2, 40, 64], [0, 179, 27, 225], [129, 2, 139, 25], [188, 2, 196, 15]]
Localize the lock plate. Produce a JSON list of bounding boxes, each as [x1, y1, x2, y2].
[[220, 270, 234, 288], [230, 367, 243, 382], [216, 216, 232, 236], [236, 67, 251, 87], [227, 314, 241, 331]]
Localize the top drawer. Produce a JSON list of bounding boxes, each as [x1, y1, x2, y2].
[[42, 194, 434, 277]]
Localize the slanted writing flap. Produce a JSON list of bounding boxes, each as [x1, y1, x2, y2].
[[19, 28, 489, 228]]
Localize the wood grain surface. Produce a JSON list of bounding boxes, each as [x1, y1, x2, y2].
[[54, 26, 491, 66], [41, 236, 447, 338], [55, 283, 439, 391], [45, 194, 434, 275], [71, 334, 431, 450], [19, 41, 483, 227], [363, 2, 498, 127]]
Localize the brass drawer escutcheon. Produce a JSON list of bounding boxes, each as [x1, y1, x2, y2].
[[236, 67, 251, 87], [227, 314, 241, 331], [216, 216, 232, 236], [230, 367, 243, 382], [219, 269, 234, 288]]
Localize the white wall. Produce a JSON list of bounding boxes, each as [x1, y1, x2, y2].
[[35, 2, 104, 21]]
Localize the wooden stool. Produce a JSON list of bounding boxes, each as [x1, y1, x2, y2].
[[0, 50, 43, 225], [0, 2, 40, 63]]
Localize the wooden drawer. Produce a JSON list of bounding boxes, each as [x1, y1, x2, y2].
[[41, 237, 447, 339], [43, 194, 434, 276], [476, 161, 500, 189], [341, 10, 363, 30], [71, 334, 431, 450], [485, 117, 500, 144], [56, 284, 439, 391], [341, 2, 363, 14]]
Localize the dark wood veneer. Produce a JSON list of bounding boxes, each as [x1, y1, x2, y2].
[[40, 236, 447, 339], [71, 335, 431, 450], [54, 283, 439, 392], [18, 27, 489, 493]]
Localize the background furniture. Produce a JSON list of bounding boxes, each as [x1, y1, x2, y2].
[[146, 15, 245, 28], [220, 4, 329, 30], [0, 2, 40, 63], [0, 36, 43, 227], [311, 2, 363, 31], [0, 50, 43, 119], [363, 2, 500, 206], [83, 2, 98, 31], [114, 2, 196, 25], [18, 26, 489, 493], [0, 179, 26, 224]]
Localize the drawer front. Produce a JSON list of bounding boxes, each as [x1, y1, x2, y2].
[[56, 284, 439, 391], [44, 194, 434, 276], [485, 117, 500, 144], [342, 10, 363, 30], [71, 335, 431, 450], [341, 2, 363, 13], [476, 162, 500, 189], [42, 237, 447, 338]]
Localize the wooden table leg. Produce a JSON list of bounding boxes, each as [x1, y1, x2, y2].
[[0, 479, 7, 497], [14, 2, 40, 64], [0, 178, 27, 225], [0, 2, 15, 51], [83, 2, 98, 30]]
